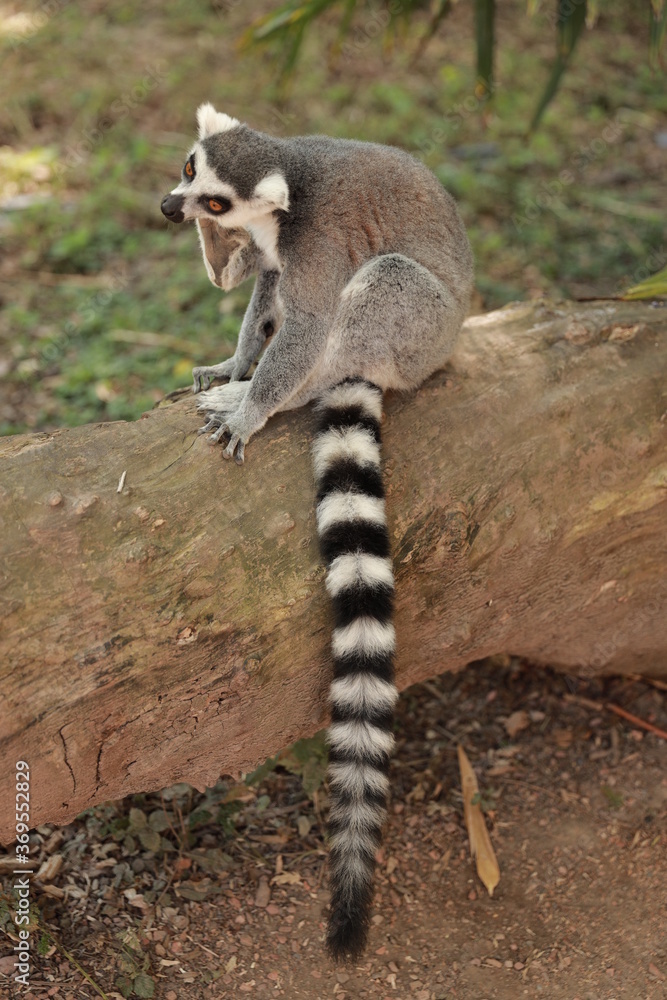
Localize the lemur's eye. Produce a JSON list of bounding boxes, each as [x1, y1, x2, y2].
[[185, 161, 193, 177], [208, 198, 224, 212]]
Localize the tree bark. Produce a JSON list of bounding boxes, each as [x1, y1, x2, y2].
[[1, 299, 665, 844]]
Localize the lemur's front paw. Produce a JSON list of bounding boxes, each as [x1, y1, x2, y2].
[[192, 360, 235, 394]]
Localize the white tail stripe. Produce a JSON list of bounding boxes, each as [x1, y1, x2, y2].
[[328, 719, 395, 758], [316, 492, 386, 534], [332, 618, 395, 659], [326, 552, 394, 597], [319, 382, 383, 422], [330, 674, 398, 713], [329, 828, 378, 859], [312, 426, 380, 481], [328, 761, 390, 798], [329, 798, 386, 830]]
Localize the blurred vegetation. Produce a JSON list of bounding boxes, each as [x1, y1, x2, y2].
[[0, 0, 665, 435], [245, 0, 666, 128]]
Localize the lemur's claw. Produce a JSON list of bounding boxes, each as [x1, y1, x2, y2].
[[198, 415, 220, 435], [209, 422, 229, 444], [223, 433, 242, 461], [192, 368, 211, 393]]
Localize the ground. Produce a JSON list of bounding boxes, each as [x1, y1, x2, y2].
[[2, 660, 666, 999]]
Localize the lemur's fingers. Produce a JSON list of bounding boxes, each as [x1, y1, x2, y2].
[[192, 368, 214, 393], [209, 422, 230, 444], [223, 433, 243, 462], [198, 415, 222, 435]]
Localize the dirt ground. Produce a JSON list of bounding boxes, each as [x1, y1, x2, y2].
[[1, 659, 666, 1000]]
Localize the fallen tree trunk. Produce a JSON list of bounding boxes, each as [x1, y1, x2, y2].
[[0, 298, 665, 843]]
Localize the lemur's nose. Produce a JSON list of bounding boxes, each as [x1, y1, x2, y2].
[[161, 194, 185, 223]]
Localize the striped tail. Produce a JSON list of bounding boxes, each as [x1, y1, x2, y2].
[[312, 378, 398, 961]]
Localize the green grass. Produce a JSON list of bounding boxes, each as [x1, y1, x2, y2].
[[0, 0, 664, 433]]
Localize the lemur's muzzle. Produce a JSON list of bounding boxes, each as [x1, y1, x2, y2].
[[161, 194, 185, 223]]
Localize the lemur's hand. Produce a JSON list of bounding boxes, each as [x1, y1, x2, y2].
[[192, 358, 236, 393]]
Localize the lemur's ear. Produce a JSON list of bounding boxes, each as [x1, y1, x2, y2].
[[253, 172, 290, 213], [196, 102, 240, 140], [196, 219, 260, 291]]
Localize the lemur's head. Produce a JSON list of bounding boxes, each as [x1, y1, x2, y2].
[[160, 103, 289, 229]]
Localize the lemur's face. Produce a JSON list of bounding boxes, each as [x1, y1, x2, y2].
[[160, 103, 289, 230]]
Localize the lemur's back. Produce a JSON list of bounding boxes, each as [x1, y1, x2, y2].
[[279, 135, 473, 307]]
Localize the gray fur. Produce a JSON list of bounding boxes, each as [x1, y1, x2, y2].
[[162, 107, 473, 462]]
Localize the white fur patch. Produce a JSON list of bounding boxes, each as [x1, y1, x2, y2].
[[328, 832, 376, 875], [197, 381, 248, 412], [329, 674, 398, 713], [312, 426, 381, 481], [316, 492, 386, 534], [253, 172, 289, 212], [326, 553, 394, 598], [246, 214, 282, 270], [197, 102, 240, 139], [319, 382, 383, 422], [332, 617, 395, 659], [328, 719, 395, 759], [328, 797, 386, 830], [328, 761, 390, 798]]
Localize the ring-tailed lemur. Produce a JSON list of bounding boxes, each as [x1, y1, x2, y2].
[[161, 104, 473, 959]]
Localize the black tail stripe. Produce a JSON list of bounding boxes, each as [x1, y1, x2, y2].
[[316, 406, 381, 441], [316, 459, 385, 502], [328, 788, 387, 811], [330, 704, 394, 729], [328, 746, 391, 770], [332, 651, 394, 682], [319, 521, 390, 562], [331, 583, 394, 628]]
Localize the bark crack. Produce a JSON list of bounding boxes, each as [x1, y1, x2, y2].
[[58, 725, 76, 794]]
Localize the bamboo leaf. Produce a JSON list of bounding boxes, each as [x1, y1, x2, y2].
[[622, 265, 667, 300], [411, 0, 453, 66], [649, 0, 667, 69], [457, 745, 501, 896], [530, 0, 587, 131], [475, 0, 496, 98]]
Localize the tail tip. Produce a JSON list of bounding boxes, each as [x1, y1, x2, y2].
[[326, 916, 369, 963]]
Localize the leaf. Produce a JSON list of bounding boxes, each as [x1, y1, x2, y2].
[[128, 807, 147, 830], [649, 0, 667, 69], [504, 709, 530, 739], [622, 264, 667, 300], [457, 745, 500, 897], [137, 827, 161, 853], [530, 0, 588, 131], [475, 0, 495, 98], [272, 870, 302, 885], [133, 973, 156, 998]]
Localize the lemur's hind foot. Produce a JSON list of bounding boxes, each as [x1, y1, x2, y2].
[[196, 380, 253, 462]]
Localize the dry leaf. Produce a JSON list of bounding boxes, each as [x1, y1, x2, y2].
[[457, 745, 500, 897], [504, 710, 530, 739], [271, 870, 301, 886]]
